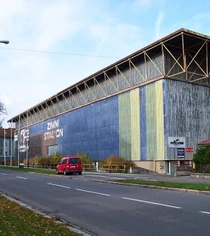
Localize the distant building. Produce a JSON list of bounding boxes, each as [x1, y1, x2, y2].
[[0, 128, 15, 165], [8, 29, 210, 175]]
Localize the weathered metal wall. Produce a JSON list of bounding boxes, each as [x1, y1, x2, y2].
[[165, 79, 210, 159]]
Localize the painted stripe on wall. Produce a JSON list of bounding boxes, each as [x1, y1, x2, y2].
[[140, 87, 147, 160], [119, 92, 131, 159], [155, 80, 164, 159], [146, 84, 157, 160], [130, 89, 140, 161]]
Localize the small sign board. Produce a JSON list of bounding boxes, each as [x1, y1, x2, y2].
[[186, 147, 193, 152], [168, 137, 186, 148], [177, 148, 185, 158]]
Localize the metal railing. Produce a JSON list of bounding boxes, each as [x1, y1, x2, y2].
[[82, 164, 96, 172], [99, 165, 126, 173], [1, 162, 127, 173]]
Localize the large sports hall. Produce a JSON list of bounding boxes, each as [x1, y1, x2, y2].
[[8, 29, 210, 175]]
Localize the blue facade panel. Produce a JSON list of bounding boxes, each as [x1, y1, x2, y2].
[[140, 87, 147, 160], [29, 96, 119, 161]]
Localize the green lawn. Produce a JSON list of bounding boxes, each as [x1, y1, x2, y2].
[[0, 195, 80, 236]]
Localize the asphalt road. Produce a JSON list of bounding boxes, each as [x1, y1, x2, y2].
[[0, 170, 210, 236]]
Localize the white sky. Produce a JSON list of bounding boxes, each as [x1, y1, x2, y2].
[[1, 0, 210, 127]]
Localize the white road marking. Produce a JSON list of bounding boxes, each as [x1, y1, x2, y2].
[[76, 188, 111, 196], [200, 211, 210, 215], [122, 197, 181, 209], [47, 183, 71, 189], [0, 173, 6, 175], [85, 175, 125, 180], [16, 176, 28, 180]]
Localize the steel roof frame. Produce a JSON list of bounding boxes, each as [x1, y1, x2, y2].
[[8, 29, 210, 130]]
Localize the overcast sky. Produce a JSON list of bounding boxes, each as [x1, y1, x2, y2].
[[1, 0, 210, 127]]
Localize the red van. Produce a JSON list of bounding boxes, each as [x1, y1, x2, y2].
[[56, 156, 82, 175]]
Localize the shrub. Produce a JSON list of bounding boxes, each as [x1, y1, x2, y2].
[[29, 156, 42, 167], [99, 155, 136, 172], [25, 153, 64, 168], [76, 151, 93, 165], [49, 153, 64, 165], [193, 147, 210, 173]]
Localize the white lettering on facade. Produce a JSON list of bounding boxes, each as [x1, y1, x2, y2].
[[56, 128, 63, 138], [47, 119, 59, 130], [44, 131, 55, 140], [44, 119, 64, 140]]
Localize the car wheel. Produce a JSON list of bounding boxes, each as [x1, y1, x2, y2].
[[56, 169, 59, 175], [64, 169, 67, 175], [79, 171, 82, 175]]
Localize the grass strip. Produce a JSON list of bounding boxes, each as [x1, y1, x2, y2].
[[0, 166, 56, 175], [120, 179, 210, 191], [0, 195, 80, 236]]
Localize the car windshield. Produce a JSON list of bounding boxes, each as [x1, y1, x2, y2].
[[69, 158, 81, 164]]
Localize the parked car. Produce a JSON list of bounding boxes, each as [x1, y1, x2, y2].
[[56, 156, 83, 175]]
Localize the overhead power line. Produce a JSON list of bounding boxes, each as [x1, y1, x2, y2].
[[0, 46, 120, 59]]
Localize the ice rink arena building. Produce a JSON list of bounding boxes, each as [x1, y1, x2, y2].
[[8, 29, 210, 175]]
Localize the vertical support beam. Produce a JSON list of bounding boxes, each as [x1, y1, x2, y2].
[[181, 33, 187, 80], [144, 52, 147, 81], [182, 33, 186, 70], [161, 43, 166, 76], [129, 59, 132, 83], [206, 40, 209, 79]]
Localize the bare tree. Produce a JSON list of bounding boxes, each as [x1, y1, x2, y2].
[[0, 118, 4, 128], [0, 101, 7, 115]]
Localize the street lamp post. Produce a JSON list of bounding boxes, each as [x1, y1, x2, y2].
[[1, 39, 9, 166]]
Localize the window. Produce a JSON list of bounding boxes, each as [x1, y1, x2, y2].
[[69, 158, 81, 164], [48, 145, 58, 155], [62, 159, 67, 164]]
